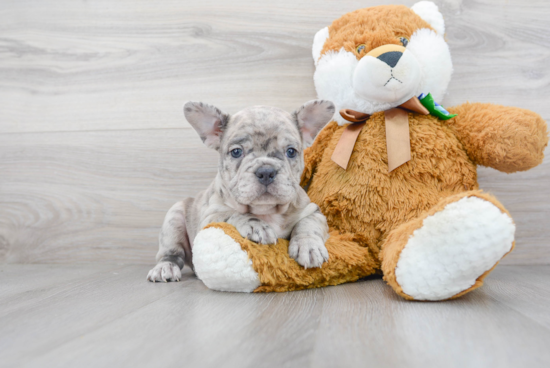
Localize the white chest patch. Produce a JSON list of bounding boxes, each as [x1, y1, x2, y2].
[[257, 213, 291, 239]]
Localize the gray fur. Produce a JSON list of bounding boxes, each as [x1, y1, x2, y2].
[[147, 100, 335, 282]]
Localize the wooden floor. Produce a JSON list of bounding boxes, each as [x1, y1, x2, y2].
[[0, 264, 549, 368]]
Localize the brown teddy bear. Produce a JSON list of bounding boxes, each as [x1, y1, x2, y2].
[[190, 1, 548, 300]]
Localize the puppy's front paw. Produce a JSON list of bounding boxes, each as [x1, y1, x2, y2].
[[289, 237, 329, 269], [237, 219, 277, 245], [147, 261, 182, 283]]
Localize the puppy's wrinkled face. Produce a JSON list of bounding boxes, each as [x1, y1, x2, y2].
[[220, 107, 303, 207], [184, 100, 335, 211]]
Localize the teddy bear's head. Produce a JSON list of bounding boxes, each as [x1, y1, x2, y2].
[[313, 1, 452, 124]]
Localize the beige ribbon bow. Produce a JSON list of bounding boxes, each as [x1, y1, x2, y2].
[[331, 96, 429, 172]]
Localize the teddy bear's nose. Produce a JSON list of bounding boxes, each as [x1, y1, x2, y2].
[[377, 51, 403, 68]]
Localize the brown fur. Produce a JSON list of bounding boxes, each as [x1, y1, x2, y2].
[[299, 103, 545, 298], [196, 5, 548, 298], [321, 5, 433, 59], [204, 222, 378, 292], [446, 103, 548, 173], [206, 102, 546, 296], [303, 111, 481, 241], [380, 190, 516, 300]]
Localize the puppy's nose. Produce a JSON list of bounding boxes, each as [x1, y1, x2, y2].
[[377, 51, 402, 68], [255, 166, 277, 185]]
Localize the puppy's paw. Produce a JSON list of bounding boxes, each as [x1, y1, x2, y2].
[[147, 261, 182, 283], [237, 219, 277, 245], [289, 237, 329, 269]]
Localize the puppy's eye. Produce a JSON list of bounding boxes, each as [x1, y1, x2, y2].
[[356, 44, 366, 54], [399, 37, 409, 47], [286, 148, 297, 158], [230, 148, 243, 158]]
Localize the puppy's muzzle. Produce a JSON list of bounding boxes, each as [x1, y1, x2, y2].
[[255, 166, 277, 186]]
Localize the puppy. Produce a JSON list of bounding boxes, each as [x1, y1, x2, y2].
[[147, 100, 335, 282]]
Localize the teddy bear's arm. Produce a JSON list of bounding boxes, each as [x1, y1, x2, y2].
[[446, 103, 548, 173], [301, 121, 340, 187]]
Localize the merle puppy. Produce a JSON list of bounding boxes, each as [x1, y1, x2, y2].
[[147, 100, 335, 282]]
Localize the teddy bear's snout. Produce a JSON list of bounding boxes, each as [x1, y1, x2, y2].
[[352, 44, 421, 104], [366, 44, 406, 69], [366, 44, 406, 59]]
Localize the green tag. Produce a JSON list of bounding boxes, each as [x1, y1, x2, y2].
[[418, 93, 457, 120]]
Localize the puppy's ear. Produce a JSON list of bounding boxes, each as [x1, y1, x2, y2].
[[183, 102, 229, 150], [293, 100, 335, 146]]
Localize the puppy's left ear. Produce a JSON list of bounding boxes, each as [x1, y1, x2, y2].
[[184, 101, 230, 150], [293, 100, 335, 146]]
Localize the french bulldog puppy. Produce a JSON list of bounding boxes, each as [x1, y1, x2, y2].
[[147, 100, 335, 282]]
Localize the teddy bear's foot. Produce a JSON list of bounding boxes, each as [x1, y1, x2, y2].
[[193, 226, 261, 292], [381, 191, 515, 301], [193, 223, 378, 293]]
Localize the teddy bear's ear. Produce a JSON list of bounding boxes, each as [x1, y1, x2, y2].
[[411, 1, 445, 35], [312, 27, 329, 66]]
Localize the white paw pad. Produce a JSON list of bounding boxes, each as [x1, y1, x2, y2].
[[395, 197, 515, 301], [193, 227, 261, 292]]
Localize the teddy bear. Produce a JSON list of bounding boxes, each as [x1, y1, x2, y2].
[[189, 1, 548, 300]]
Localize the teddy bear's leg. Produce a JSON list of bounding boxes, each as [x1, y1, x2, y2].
[[192, 225, 262, 292], [193, 223, 379, 292], [381, 190, 515, 301]]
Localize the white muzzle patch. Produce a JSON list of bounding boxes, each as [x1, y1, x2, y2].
[[313, 28, 453, 124], [353, 49, 422, 104]]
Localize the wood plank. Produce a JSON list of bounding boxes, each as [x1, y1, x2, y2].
[[309, 273, 550, 368], [0, 264, 549, 367], [0, 129, 218, 264], [0, 130, 547, 264], [483, 265, 550, 330], [0, 0, 549, 264], [0, 264, 321, 367], [0, 264, 191, 364], [0, 264, 118, 316], [0, 0, 548, 134], [0, 0, 352, 134]]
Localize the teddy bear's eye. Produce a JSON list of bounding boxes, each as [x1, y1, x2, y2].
[[356, 44, 366, 54], [399, 37, 409, 47]]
